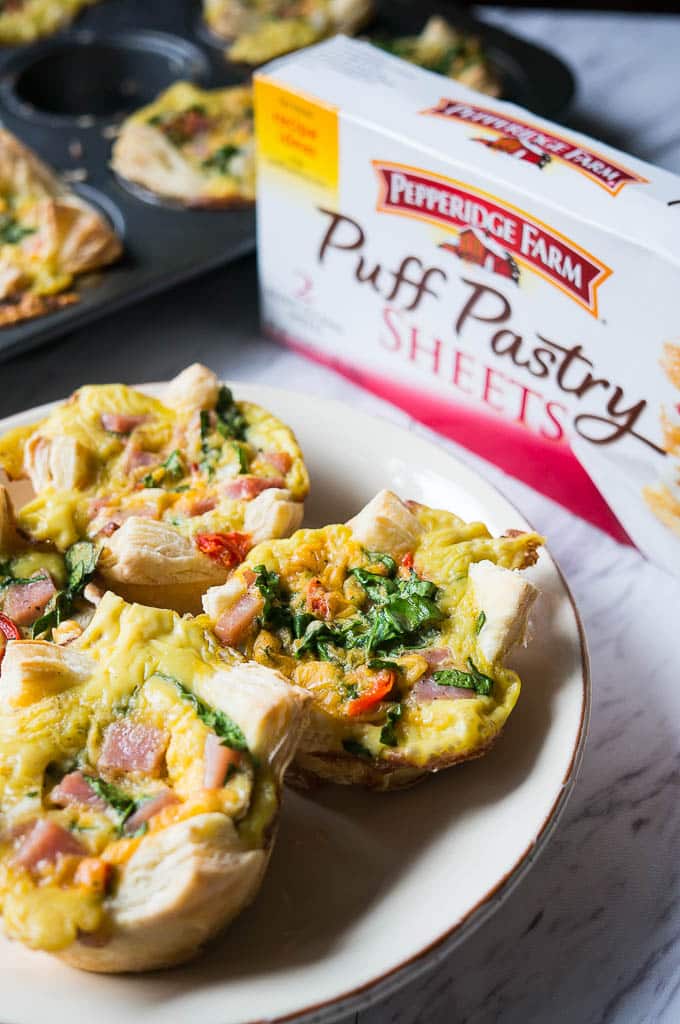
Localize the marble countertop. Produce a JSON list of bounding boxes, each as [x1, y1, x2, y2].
[[1, 7, 679, 1024]]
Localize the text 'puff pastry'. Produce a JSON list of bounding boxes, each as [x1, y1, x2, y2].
[[203, 489, 541, 790], [0, 591, 310, 972]]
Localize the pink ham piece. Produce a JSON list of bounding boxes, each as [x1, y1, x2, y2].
[[203, 732, 240, 788], [2, 571, 56, 626], [221, 476, 285, 501], [98, 720, 169, 776], [50, 771, 107, 811], [96, 504, 158, 537], [419, 647, 453, 668], [89, 495, 112, 516], [15, 819, 85, 871], [262, 451, 292, 475], [412, 675, 477, 702], [123, 446, 156, 472], [100, 412, 148, 434], [122, 790, 180, 836], [214, 592, 262, 647]]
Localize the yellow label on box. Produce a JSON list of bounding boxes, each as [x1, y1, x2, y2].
[[254, 76, 338, 191]]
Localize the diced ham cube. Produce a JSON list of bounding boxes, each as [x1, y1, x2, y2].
[[221, 476, 285, 501], [203, 732, 241, 789], [96, 504, 159, 537], [419, 647, 453, 668], [2, 571, 56, 626], [262, 451, 292, 475], [89, 496, 112, 516], [98, 720, 169, 775], [122, 790, 180, 835], [15, 819, 85, 871], [50, 771, 107, 811], [214, 591, 262, 647], [411, 675, 476, 702], [123, 445, 156, 472], [100, 413, 148, 434]]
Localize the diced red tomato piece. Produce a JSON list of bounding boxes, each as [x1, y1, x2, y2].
[[306, 578, 330, 618], [401, 551, 414, 570], [346, 670, 395, 718], [195, 531, 252, 569], [0, 612, 20, 667]]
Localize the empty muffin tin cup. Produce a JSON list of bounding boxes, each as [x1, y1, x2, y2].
[[2, 30, 210, 123]]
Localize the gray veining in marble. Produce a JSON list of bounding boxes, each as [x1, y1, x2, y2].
[[0, 8, 678, 1024]]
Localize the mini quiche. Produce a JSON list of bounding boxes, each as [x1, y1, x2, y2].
[[0, 129, 121, 327], [0, 484, 103, 654], [373, 16, 501, 97], [0, 590, 309, 971], [0, 364, 309, 614], [204, 0, 373, 65], [0, 0, 97, 45], [203, 490, 542, 790], [111, 82, 255, 208]]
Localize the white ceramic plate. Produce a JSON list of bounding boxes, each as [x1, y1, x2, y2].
[[0, 382, 589, 1024]]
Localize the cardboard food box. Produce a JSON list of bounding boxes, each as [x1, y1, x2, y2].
[[254, 36, 680, 574]]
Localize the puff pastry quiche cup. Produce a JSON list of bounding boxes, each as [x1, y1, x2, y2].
[[372, 16, 501, 97], [0, 364, 309, 615], [0, 129, 121, 327], [112, 82, 256, 208], [0, 591, 309, 972], [0, 0, 98, 45], [203, 0, 373, 64], [203, 490, 542, 790]]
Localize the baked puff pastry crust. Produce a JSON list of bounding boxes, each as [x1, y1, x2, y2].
[[0, 592, 310, 972], [203, 490, 541, 790], [204, 0, 373, 64], [112, 82, 255, 208], [0, 129, 121, 327], [0, 364, 309, 614]]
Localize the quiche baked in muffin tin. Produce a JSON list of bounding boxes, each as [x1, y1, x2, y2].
[[0, 0, 573, 361]]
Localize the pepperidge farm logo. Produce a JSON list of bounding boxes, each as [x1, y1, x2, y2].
[[373, 162, 611, 315], [421, 99, 648, 195]]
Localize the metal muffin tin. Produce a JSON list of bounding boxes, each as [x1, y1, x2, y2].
[[0, 0, 574, 363]]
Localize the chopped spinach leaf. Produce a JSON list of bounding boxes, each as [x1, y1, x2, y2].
[[199, 410, 218, 479], [84, 775, 137, 830], [252, 564, 292, 632], [380, 703, 403, 746], [0, 572, 47, 591], [0, 215, 35, 245], [475, 610, 486, 635], [215, 386, 247, 441], [31, 541, 99, 638], [202, 144, 239, 175], [364, 551, 397, 576], [432, 658, 494, 697], [367, 659, 400, 672], [156, 673, 249, 752], [65, 541, 98, 592], [143, 449, 185, 489], [342, 738, 372, 759], [232, 442, 249, 474]]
